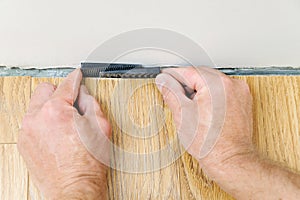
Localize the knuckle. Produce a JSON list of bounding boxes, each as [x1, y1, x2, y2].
[[43, 99, 58, 113], [241, 81, 251, 94], [222, 77, 250, 92], [187, 66, 197, 73], [185, 67, 199, 79], [235, 79, 251, 93], [221, 76, 235, 87], [101, 118, 112, 136], [42, 99, 66, 120]]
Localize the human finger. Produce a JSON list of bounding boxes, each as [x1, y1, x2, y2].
[[52, 69, 82, 105], [27, 83, 56, 113]]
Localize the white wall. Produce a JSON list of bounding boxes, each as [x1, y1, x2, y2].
[[0, 0, 299, 68]]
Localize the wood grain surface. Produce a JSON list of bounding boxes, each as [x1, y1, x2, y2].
[[0, 77, 31, 143], [0, 75, 300, 199], [0, 144, 28, 200]]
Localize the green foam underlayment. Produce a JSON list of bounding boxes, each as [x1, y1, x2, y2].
[[1, 67, 300, 77]]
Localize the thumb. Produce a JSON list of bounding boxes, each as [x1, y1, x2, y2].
[[75, 85, 111, 165], [77, 85, 111, 137], [52, 69, 82, 105], [156, 73, 201, 157], [155, 73, 191, 115]]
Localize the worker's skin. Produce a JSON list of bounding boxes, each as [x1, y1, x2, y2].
[[18, 67, 300, 200]]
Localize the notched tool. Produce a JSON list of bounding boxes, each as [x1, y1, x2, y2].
[[81, 63, 164, 78], [82, 63, 296, 78]]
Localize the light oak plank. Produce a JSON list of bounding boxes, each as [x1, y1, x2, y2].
[[0, 77, 31, 143], [238, 76, 300, 171], [0, 144, 28, 200], [85, 78, 183, 199], [2, 76, 300, 199]]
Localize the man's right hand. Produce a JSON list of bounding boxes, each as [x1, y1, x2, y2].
[[155, 66, 255, 173], [155, 66, 300, 199]]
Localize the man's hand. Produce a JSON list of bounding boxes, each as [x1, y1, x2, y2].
[[155, 66, 254, 172], [18, 69, 111, 200], [155, 67, 300, 199]]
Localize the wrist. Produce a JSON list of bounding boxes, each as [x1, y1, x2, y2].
[[199, 147, 257, 180], [200, 151, 299, 199], [199, 150, 260, 196], [59, 181, 107, 200], [47, 176, 107, 200]]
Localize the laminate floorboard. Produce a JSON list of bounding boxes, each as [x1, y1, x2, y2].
[[0, 76, 299, 199]]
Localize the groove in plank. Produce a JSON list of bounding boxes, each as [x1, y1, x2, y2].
[[0, 77, 31, 143], [0, 144, 28, 200]]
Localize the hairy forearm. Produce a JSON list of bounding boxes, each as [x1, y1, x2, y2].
[[209, 153, 300, 199], [259, 159, 300, 199]]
